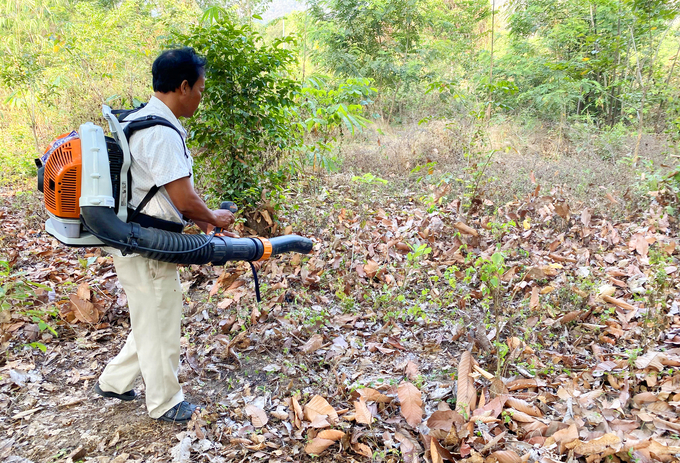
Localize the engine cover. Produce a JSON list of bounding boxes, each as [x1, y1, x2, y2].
[[43, 135, 82, 219]]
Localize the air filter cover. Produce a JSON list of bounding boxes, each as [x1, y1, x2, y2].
[[43, 135, 82, 219]]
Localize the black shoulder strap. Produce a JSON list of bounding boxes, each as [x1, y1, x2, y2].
[[128, 185, 160, 223], [121, 114, 190, 222], [122, 115, 189, 158], [112, 104, 146, 122]]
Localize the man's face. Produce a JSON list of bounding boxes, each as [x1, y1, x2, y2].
[[181, 74, 205, 118]]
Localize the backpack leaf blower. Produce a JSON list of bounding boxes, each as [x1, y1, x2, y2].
[[37, 105, 313, 267]]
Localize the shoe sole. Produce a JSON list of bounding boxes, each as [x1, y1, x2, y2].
[[94, 383, 136, 401], [156, 402, 200, 424], [156, 415, 193, 424]]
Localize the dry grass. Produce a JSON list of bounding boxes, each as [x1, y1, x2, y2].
[[336, 117, 678, 217]]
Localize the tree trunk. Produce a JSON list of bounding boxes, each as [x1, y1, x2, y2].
[[653, 39, 680, 132], [301, 13, 307, 81], [632, 25, 672, 162], [608, 3, 622, 126], [486, 0, 495, 120], [386, 84, 400, 125], [631, 28, 645, 163]]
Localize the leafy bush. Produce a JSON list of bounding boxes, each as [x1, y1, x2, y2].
[[177, 14, 301, 207], [295, 76, 377, 172]]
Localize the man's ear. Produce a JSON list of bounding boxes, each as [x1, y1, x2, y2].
[[180, 80, 190, 95]]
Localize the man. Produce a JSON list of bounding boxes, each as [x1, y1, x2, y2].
[[94, 48, 234, 423]]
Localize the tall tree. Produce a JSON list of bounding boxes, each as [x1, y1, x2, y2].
[[504, 0, 680, 127], [307, 0, 489, 119]]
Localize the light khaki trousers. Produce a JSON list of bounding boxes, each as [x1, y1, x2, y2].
[[98, 255, 184, 419]]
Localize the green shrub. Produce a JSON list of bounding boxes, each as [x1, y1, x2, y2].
[[295, 76, 376, 172], [177, 15, 301, 208]]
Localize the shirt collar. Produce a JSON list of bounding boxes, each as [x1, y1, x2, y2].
[[146, 96, 187, 137]]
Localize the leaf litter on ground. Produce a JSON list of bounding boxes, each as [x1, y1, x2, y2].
[[0, 178, 679, 462]]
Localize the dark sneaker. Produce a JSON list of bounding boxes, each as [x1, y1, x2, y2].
[[94, 382, 136, 401], [157, 401, 200, 424]]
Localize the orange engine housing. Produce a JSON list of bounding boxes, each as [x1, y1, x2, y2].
[[43, 136, 82, 219]]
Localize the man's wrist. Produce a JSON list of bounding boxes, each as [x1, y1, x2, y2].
[[207, 210, 217, 226]]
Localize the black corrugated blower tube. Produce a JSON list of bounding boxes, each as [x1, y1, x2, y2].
[[80, 206, 313, 265]]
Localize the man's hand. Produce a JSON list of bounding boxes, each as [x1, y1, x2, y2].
[[207, 210, 239, 237], [212, 209, 235, 230], [164, 177, 237, 236]]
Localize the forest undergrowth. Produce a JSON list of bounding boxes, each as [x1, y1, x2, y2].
[[0, 127, 680, 463]]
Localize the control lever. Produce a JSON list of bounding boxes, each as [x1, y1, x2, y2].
[[215, 201, 238, 235]]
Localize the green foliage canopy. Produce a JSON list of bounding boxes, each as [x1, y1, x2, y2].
[[307, 0, 490, 89], [499, 0, 680, 124]]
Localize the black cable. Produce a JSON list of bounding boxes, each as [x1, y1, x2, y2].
[[246, 237, 262, 303], [85, 219, 264, 302], [248, 261, 261, 303]]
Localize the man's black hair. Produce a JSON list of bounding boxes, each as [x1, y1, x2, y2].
[[152, 47, 207, 93]]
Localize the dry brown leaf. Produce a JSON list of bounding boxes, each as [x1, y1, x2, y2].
[[606, 192, 619, 204], [490, 377, 509, 397], [505, 397, 542, 417], [317, 430, 345, 441], [581, 208, 591, 226], [507, 408, 535, 423], [652, 417, 680, 433], [354, 397, 372, 425], [364, 260, 380, 278], [271, 406, 288, 420], [633, 391, 658, 406], [394, 432, 417, 463], [443, 426, 459, 447], [472, 395, 507, 419], [488, 450, 521, 463], [601, 295, 636, 311], [629, 233, 649, 257], [427, 410, 460, 431], [244, 404, 268, 428], [405, 361, 420, 381], [355, 387, 392, 403], [250, 306, 261, 325], [69, 294, 99, 324], [608, 419, 638, 432], [76, 282, 91, 301], [398, 381, 423, 427], [301, 334, 324, 354], [530, 286, 539, 310], [291, 395, 303, 429], [635, 352, 666, 371], [352, 443, 372, 457], [573, 433, 622, 456], [304, 437, 335, 455], [456, 351, 476, 416], [454, 222, 479, 236], [310, 414, 331, 428], [559, 310, 583, 325], [554, 201, 570, 219], [304, 395, 338, 423], [430, 437, 444, 463], [647, 439, 680, 457], [473, 364, 494, 380], [552, 423, 578, 453], [209, 270, 243, 297], [431, 437, 454, 462]]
